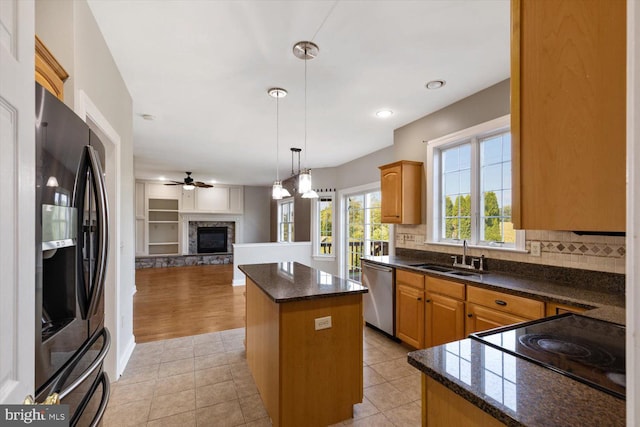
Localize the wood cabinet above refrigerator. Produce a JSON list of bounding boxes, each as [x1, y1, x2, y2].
[[379, 160, 422, 224], [511, 0, 626, 232]]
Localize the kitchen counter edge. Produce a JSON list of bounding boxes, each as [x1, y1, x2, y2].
[[239, 262, 368, 303]]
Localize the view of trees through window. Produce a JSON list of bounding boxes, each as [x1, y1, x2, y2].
[[318, 197, 333, 254], [441, 130, 514, 245], [346, 191, 389, 282]]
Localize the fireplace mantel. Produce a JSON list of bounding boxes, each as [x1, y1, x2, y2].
[[180, 213, 243, 255]]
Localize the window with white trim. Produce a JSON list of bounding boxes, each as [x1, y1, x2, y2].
[[313, 195, 334, 257], [345, 190, 389, 282], [277, 198, 294, 242], [428, 116, 524, 250]]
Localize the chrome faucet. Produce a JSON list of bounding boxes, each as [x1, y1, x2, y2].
[[451, 239, 476, 270]]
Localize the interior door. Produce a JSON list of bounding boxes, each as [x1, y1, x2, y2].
[[0, 0, 36, 403]]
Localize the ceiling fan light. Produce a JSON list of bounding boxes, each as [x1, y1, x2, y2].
[[298, 169, 312, 194], [183, 184, 195, 190]]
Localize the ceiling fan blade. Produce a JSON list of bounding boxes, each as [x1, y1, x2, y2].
[[164, 182, 181, 186], [194, 182, 213, 188]]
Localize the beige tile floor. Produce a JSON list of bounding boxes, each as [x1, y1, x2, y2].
[[103, 327, 422, 427]]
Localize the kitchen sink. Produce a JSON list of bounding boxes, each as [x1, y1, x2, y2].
[[449, 271, 479, 277], [409, 264, 453, 273]]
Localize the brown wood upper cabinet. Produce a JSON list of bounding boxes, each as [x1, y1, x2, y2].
[[511, 0, 626, 232], [35, 36, 68, 101], [379, 160, 422, 224]]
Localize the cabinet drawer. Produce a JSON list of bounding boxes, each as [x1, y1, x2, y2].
[[425, 276, 465, 300], [467, 286, 544, 320], [396, 269, 424, 291]]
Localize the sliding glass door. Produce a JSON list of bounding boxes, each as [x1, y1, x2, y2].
[[345, 190, 389, 283]]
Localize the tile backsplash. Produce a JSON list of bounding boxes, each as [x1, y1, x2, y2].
[[395, 225, 625, 274]]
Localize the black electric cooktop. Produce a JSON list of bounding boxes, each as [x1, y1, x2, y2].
[[470, 313, 626, 399]]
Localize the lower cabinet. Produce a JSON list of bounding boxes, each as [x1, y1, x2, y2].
[[465, 303, 529, 336], [426, 293, 465, 348], [425, 277, 466, 348], [546, 302, 588, 316], [465, 286, 545, 335], [423, 375, 506, 427], [396, 270, 425, 348], [395, 270, 547, 349]]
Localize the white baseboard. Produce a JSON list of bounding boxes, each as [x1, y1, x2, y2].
[[117, 335, 136, 379], [232, 278, 246, 286], [132, 285, 137, 296]]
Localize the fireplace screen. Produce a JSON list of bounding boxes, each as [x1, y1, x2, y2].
[[197, 227, 228, 253]]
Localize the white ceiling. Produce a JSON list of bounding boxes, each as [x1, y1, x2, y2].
[[87, 0, 510, 186]]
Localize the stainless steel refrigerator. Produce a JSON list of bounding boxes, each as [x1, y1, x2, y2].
[[34, 83, 111, 426]]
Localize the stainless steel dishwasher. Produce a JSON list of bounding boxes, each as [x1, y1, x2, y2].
[[362, 260, 395, 337]]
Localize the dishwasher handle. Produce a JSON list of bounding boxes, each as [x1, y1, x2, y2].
[[363, 262, 393, 273]]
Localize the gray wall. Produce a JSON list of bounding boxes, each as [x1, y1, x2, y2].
[[302, 81, 510, 277], [36, 0, 135, 378], [394, 79, 511, 162], [243, 186, 271, 243]]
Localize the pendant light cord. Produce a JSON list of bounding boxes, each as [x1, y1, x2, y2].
[[304, 47, 308, 169], [276, 93, 280, 181]]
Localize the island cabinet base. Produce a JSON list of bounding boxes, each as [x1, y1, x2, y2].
[[422, 376, 506, 427], [246, 278, 364, 427]]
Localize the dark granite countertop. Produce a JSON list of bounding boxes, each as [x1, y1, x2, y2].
[[362, 255, 625, 322], [408, 339, 625, 427], [239, 262, 368, 303]]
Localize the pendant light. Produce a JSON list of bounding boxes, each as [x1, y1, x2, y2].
[[293, 41, 319, 199], [269, 87, 291, 200]]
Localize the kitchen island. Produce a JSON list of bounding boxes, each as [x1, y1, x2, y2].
[[239, 262, 368, 427]]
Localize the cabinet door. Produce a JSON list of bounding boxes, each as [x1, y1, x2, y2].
[[512, 0, 626, 231], [396, 284, 424, 348], [146, 183, 179, 199], [197, 187, 230, 211], [425, 292, 465, 348], [380, 164, 402, 223], [465, 303, 529, 336], [545, 302, 588, 317]]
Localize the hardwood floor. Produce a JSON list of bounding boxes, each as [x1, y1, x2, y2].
[[134, 264, 245, 343]]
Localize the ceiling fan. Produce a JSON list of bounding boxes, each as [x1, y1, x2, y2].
[[164, 172, 213, 189]]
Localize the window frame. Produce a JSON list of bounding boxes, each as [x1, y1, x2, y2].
[[312, 193, 335, 260], [338, 183, 393, 282], [426, 115, 525, 252], [277, 197, 294, 243]]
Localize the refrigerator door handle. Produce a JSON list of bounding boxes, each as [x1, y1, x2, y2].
[[70, 371, 110, 427], [86, 145, 109, 318], [52, 328, 110, 400]]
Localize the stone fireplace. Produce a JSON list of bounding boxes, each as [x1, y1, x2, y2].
[[188, 221, 234, 254], [135, 213, 243, 269]]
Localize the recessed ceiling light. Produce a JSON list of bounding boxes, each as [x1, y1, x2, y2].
[[425, 80, 446, 90], [268, 88, 287, 98], [158, 176, 166, 181], [140, 113, 155, 120], [376, 110, 394, 118], [209, 179, 217, 184]]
